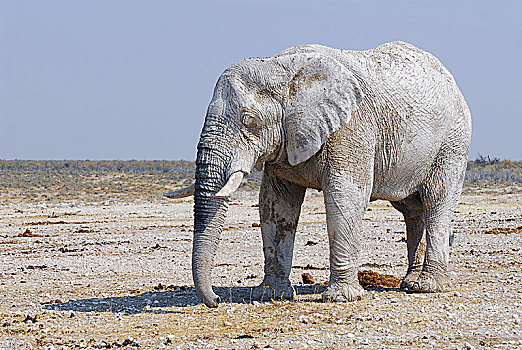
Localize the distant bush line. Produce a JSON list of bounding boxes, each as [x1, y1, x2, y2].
[[0, 157, 520, 191], [0, 160, 196, 179], [465, 158, 522, 186]]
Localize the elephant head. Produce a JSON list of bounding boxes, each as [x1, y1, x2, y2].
[[166, 46, 363, 307]]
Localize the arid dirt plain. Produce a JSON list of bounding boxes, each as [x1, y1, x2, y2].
[[0, 178, 521, 349]]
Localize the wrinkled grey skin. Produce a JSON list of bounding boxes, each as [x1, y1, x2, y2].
[[175, 41, 471, 307]]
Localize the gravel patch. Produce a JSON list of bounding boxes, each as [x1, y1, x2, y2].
[[0, 186, 521, 348]]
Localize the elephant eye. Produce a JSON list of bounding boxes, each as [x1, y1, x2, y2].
[[241, 114, 259, 129]]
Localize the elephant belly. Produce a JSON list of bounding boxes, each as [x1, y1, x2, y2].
[[370, 185, 419, 202], [371, 135, 438, 202], [371, 159, 432, 201]]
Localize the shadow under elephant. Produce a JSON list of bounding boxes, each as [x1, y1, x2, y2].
[[43, 282, 405, 315], [43, 285, 333, 315]]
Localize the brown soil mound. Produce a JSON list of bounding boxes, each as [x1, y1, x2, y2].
[[358, 270, 401, 288], [483, 226, 522, 234], [301, 273, 316, 285], [17, 229, 42, 237], [301, 270, 401, 289]]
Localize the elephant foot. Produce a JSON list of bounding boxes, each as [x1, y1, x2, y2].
[[322, 280, 365, 302], [410, 271, 449, 293], [401, 267, 422, 290], [252, 278, 294, 302]]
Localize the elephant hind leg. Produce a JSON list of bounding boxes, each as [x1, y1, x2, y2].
[[391, 195, 426, 290], [412, 150, 468, 293]]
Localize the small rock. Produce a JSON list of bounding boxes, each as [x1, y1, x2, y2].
[[165, 334, 175, 344], [121, 338, 139, 347], [23, 315, 37, 324], [461, 342, 475, 350]]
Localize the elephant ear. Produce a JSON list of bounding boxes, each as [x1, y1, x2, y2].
[[284, 55, 362, 166]]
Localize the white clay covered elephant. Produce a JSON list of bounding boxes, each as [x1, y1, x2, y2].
[[165, 41, 471, 308]]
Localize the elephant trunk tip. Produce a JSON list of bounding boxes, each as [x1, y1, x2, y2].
[[198, 290, 221, 308]]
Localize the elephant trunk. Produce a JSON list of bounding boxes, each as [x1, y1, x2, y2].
[[192, 193, 227, 307], [192, 132, 231, 307]]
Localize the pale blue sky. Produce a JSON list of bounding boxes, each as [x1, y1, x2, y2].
[[1, 0, 521, 160]]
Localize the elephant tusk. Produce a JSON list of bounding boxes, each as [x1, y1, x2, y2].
[[163, 183, 195, 199], [215, 172, 244, 198]]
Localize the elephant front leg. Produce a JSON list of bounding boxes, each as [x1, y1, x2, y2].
[[252, 168, 306, 302], [322, 180, 368, 302]]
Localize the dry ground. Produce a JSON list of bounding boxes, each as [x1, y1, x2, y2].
[[0, 184, 521, 349]]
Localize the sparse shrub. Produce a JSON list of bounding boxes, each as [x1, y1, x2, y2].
[[465, 157, 522, 185]]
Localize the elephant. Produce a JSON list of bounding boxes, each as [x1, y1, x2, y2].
[[165, 41, 472, 308]]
